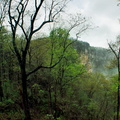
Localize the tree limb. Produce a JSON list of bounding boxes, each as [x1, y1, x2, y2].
[[27, 39, 76, 77]]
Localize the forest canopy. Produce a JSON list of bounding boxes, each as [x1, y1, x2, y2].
[[0, 0, 119, 120]]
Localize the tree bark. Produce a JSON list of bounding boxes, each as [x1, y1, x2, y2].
[[108, 44, 120, 120], [117, 49, 120, 120], [21, 67, 31, 120], [117, 72, 120, 120]]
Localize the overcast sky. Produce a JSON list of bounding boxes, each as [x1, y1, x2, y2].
[[5, 0, 120, 48], [67, 0, 120, 48]]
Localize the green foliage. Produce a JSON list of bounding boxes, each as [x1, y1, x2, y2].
[[0, 98, 14, 106], [0, 27, 117, 120], [44, 114, 54, 120], [0, 112, 24, 120]]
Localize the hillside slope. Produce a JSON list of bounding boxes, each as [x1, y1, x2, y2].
[[74, 40, 117, 76]]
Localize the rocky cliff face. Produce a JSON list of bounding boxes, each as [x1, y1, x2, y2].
[[74, 40, 117, 76]]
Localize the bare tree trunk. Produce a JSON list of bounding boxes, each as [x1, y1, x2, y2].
[[117, 49, 120, 120], [21, 67, 31, 120], [108, 44, 120, 120], [117, 72, 120, 120]]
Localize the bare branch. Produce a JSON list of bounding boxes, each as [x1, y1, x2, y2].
[[27, 39, 76, 77], [108, 43, 118, 59], [8, 0, 22, 65], [32, 0, 69, 35], [18, 0, 29, 41], [8, 0, 74, 76], [35, 0, 37, 9], [49, 0, 54, 20], [33, 20, 53, 34], [0, 0, 8, 28], [30, 0, 44, 36]]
